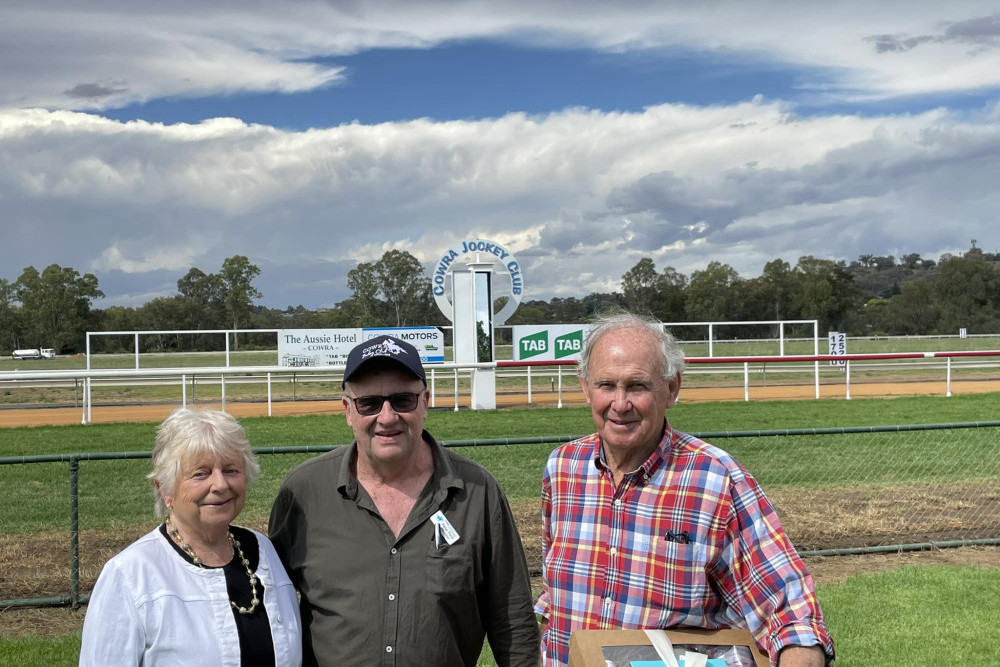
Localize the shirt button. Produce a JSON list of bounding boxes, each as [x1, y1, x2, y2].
[[388, 594, 395, 601], [390, 548, 398, 554], [614, 499, 622, 508], [609, 547, 617, 556], [604, 596, 612, 607], [386, 646, 393, 653]]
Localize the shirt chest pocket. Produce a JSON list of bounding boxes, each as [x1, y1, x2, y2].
[[638, 536, 711, 611], [425, 542, 478, 599]]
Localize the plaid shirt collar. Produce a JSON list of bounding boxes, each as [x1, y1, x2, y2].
[[591, 418, 674, 483]]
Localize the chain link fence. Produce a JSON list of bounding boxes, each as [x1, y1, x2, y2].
[[2, 423, 998, 609]]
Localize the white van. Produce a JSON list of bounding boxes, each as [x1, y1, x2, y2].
[[11, 348, 56, 360]]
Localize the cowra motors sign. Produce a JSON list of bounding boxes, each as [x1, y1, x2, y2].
[[513, 325, 589, 362]]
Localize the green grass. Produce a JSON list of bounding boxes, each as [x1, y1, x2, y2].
[[3, 392, 999, 456], [818, 564, 1000, 666], [1, 395, 998, 665], [0, 634, 81, 666], [4, 565, 998, 666], [2, 394, 998, 533]]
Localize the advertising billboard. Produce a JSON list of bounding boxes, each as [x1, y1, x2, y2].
[[513, 324, 589, 362], [278, 327, 445, 367]]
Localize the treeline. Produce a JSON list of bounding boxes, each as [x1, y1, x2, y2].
[[2, 244, 998, 355], [512, 245, 1000, 338], [0, 251, 443, 354]]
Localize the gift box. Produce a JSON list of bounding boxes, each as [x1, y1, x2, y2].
[[568, 628, 769, 667]]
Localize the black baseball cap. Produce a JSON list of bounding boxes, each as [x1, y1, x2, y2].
[[342, 335, 427, 388]]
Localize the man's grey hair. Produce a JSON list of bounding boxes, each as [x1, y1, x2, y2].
[[578, 311, 686, 382], [147, 408, 260, 518]]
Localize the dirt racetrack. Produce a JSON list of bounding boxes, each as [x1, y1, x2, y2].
[[0, 377, 997, 427]]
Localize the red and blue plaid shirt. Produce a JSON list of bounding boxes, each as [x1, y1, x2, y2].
[[534, 422, 834, 667]]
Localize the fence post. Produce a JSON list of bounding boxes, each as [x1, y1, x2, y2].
[[527, 366, 532, 404], [557, 365, 563, 409], [430, 368, 437, 408], [69, 457, 81, 609]]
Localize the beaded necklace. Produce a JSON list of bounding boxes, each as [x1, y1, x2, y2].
[[165, 517, 261, 615]]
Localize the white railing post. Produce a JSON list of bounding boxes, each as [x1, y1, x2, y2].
[[845, 360, 851, 400], [743, 362, 749, 402], [453, 368, 460, 411], [267, 372, 272, 416], [947, 357, 953, 397], [430, 368, 436, 408], [81, 376, 87, 425], [182, 374, 187, 408], [557, 365, 563, 409], [527, 365, 532, 404]]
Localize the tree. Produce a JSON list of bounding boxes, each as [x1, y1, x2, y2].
[[0, 278, 20, 352], [14, 264, 104, 352], [790, 256, 859, 333], [345, 261, 382, 326], [96, 305, 139, 352], [344, 250, 433, 327], [621, 258, 660, 316], [177, 267, 224, 332], [219, 255, 263, 347], [934, 256, 1000, 333], [375, 250, 430, 327], [620, 258, 686, 321], [884, 279, 939, 334], [684, 261, 742, 321], [760, 259, 795, 320], [658, 266, 688, 322]]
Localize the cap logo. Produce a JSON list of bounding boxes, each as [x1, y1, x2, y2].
[[362, 339, 406, 360]]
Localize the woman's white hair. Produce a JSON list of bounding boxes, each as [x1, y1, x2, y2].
[[147, 408, 260, 518], [578, 311, 686, 382]]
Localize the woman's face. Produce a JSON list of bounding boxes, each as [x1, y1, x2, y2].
[[162, 453, 247, 536]]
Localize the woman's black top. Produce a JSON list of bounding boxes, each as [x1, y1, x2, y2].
[[159, 523, 276, 666]]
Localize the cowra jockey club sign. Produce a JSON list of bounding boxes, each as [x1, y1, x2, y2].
[[431, 238, 524, 324]]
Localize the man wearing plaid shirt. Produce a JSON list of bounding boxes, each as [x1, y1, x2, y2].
[[535, 312, 834, 667]]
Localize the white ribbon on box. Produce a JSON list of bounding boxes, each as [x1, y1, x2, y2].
[[643, 630, 708, 667]]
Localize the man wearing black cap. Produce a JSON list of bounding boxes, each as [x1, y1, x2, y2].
[[269, 335, 539, 667]]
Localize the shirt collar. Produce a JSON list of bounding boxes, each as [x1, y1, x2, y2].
[[592, 419, 674, 482], [337, 429, 464, 501]]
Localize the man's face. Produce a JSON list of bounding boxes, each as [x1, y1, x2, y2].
[[580, 328, 681, 459], [343, 366, 429, 470]]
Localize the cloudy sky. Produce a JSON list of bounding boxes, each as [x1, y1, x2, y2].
[[3, 1, 999, 311]]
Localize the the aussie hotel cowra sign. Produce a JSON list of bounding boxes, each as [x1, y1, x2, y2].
[[277, 327, 444, 368]]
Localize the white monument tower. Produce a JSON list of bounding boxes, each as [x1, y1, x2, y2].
[[431, 239, 524, 409]]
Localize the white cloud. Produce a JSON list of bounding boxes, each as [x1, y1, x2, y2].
[[91, 242, 208, 274], [3, 1, 1000, 111], [2, 98, 997, 307]]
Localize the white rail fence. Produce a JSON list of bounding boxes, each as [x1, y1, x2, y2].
[[2, 350, 999, 424]]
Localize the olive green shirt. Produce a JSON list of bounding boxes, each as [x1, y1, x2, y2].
[[269, 431, 539, 667]]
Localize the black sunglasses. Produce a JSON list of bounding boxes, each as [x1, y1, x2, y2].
[[346, 392, 422, 416]]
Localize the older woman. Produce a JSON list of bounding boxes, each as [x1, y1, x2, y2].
[[80, 408, 301, 667]]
